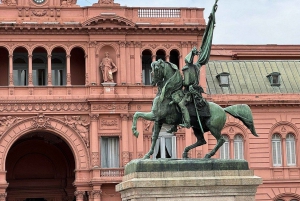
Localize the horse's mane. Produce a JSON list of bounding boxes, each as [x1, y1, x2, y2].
[[159, 62, 183, 101]]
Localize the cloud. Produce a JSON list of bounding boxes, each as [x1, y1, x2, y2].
[[77, 0, 300, 44]]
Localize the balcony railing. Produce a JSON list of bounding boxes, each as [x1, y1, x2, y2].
[[100, 168, 124, 177], [138, 8, 181, 18]]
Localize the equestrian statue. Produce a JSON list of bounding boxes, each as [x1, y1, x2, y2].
[[131, 0, 259, 159]]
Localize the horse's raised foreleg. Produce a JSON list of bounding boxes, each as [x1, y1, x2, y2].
[[143, 121, 162, 159], [204, 127, 225, 158], [132, 111, 155, 138], [182, 127, 206, 159]]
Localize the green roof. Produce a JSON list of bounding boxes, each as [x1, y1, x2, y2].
[[206, 60, 300, 94]]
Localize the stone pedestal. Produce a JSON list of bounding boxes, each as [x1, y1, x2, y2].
[[101, 82, 116, 94], [116, 159, 262, 201]]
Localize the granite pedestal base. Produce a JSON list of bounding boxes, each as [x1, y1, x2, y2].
[[116, 159, 262, 201]]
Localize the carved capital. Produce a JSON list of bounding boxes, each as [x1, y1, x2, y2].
[[48, 54, 52, 58], [89, 41, 98, 48], [74, 191, 84, 199], [66, 54, 71, 58], [119, 41, 126, 48], [120, 114, 129, 121], [90, 113, 99, 121], [92, 190, 102, 198]]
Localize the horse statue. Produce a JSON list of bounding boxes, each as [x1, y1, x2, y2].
[[131, 59, 259, 159], [132, 0, 258, 159]]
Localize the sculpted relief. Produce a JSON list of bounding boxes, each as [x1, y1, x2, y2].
[[0, 116, 22, 136], [64, 116, 90, 147]]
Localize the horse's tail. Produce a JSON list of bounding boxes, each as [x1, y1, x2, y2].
[[224, 104, 259, 137]]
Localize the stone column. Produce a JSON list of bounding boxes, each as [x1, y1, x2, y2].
[[121, 114, 129, 166], [152, 55, 156, 62], [66, 54, 71, 86], [28, 54, 33, 86], [134, 42, 142, 84], [88, 41, 97, 85], [74, 191, 84, 201], [85, 54, 89, 86], [47, 54, 52, 86], [119, 41, 126, 84], [8, 54, 13, 86], [125, 42, 131, 84], [166, 55, 170, 62], [90, 114, 100, 168]]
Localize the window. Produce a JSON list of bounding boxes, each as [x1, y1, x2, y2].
[[286, 134, 296, 166], [153, 135, 176, 159], [33, 57, 47, 86], [267, 72, 281, 86], [100, 137, 119, 168], [234, 135, 244, 160], [272, 134, 282, 166], [13, 57, 28, 86], [216, 72, 230, 87], [51, 56, 66, 86], [142, 50, 152, 85], [220, 135, 229, 159]]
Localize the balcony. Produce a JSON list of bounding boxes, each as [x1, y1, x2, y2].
[[100, 168, 124, 177]]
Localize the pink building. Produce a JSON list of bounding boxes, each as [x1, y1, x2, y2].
[[0, 0, 299, 200]]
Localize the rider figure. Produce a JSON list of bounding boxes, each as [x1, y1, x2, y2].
[[179, 47, 206, 127]]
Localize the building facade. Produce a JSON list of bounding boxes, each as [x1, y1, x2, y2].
[[0, 0, 299, 200]]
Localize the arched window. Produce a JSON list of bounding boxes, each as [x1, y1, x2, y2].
[[286, 133, 296, 166], [234, 134, 244, 160], [142, 49, 152, 85], [220, 135, 229, 159], [272, 134, 282, 166]]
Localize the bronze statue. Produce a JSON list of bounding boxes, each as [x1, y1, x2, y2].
[[99, 52, 117, 83], [131, 0, 259, 159]]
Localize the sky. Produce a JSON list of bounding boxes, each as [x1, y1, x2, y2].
[[77, 0, 300, 45]]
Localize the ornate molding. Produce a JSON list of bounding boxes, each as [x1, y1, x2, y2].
[[143, 120, 153, 132], [122, 151, 130, 166], [92, 104, 127, 111], [0, 102, 90, 112], [101, 119, 118, 127], [32, 10, 47, 17], [92, 152, 99, 167], [99, 0, 113, 4]]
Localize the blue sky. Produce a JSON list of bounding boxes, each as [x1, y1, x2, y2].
[[77, 0, 300, 45]]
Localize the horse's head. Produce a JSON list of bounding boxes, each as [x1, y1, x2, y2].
[[150, 59, 165, 86]]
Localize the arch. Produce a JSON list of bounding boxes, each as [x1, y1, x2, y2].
[[70, 47, 86, 85], [31, 45, 50, 55], [96, 43, 120, 57], [69, 44, 87, 55], [156, 49, 166, 61], [169, 49, 180, 68], [50, 45, 69, 54], [141, 46, 155, 55], [11, 45, 31, 54], [0, 44, 11, 53], [82, 14, 136, 27], [223, 122, 249, 139], [269, 121, 299, 139], [0, 115, 90, 172], [274, 193, 300, 201]]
